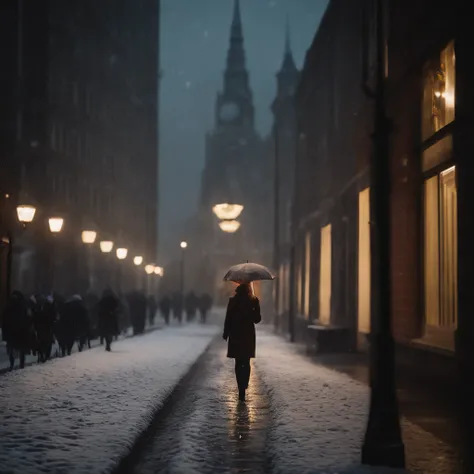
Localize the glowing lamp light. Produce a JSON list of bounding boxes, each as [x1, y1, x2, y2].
[[116, 248, 128, 260], [219, 220, 241, 233], [16, 205, 36, 224], [154, 266, 164, 276], [212, 203, 244, 220], [133, 256, 143, 266], [100, 241, 114, 253], [180, 241, 187, 249], [49, 217, 64, 233], [81, 230, 97, 244], [145, 264, 155, 275]]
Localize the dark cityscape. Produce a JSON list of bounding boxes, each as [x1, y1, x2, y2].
[[0, 0, 471, 473]]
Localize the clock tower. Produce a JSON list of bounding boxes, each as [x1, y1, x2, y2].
[[196, 0, 271, 303], [215, 0, 255, 130]]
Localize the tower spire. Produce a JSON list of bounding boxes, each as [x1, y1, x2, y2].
[[225, 0, 247, 75], [279, 15, 297, 73], [230, 0, 242, 41]]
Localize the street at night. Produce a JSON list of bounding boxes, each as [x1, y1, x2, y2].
[[1, 0, 472, 472]]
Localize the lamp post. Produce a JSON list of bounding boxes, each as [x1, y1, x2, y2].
[[81, 230, 97, 293], [361, 0, 405, 468], [154, 265, 163, 298], [99, 240, 114, 291], [48, 217, 64, 293], [145, 263, 154, 295], [180, 241, 187, 321], [116, 247, 128, 294], [273, 123, 280, 331], [4, 203, 37, 297], [133, 256, 143, 290]]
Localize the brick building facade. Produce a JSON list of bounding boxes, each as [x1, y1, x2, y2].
[[290, 0, 468, 365]]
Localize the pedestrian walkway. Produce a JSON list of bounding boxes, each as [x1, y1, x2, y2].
[[128, 338, 271, 474], [255, 328, 461, 474], [0, 324, 219, 474]]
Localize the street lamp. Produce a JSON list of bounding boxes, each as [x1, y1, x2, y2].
[[81, 230, 97, 293], [100, 240, 114, 253], [145, 264, 155, 274], [16, 205, 36, 225], [218, 220, 241, 233], [116, 248, 128, 260], [48, 217, 64, 293], [81, 230, 97, 244], [179, 242, 187, 323], [154, 266, 163, 276], [48, 217, 64, 233], [5, 203, 37, 298], [134, 256, 143, 266], [212, 203, 244, 220]]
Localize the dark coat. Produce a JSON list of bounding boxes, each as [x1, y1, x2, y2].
[[223, 294, 261, 359], [98, 294, 120, 337]]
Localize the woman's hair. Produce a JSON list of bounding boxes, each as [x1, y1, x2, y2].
[[235, 283, 255, 298]]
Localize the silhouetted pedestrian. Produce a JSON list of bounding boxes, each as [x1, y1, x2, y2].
[[185, 291, 198, 322], [98, 289, 120, 351], [159, 294, 171, 325], [223, 283, 261, 402], [199, 293, 213, 324]]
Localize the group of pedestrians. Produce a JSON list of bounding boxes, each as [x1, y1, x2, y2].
[[1, 289, 159, 370], [158, 291, 213, 325]]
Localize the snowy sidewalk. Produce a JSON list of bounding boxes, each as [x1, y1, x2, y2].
[[255, 328, 460, 474], [0, 324, 219, 474]]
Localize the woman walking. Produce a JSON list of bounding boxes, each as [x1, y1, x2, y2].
[[223, 283, 261, 402]]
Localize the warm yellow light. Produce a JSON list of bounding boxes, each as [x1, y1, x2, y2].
[[133, 256, 143, 266], [81, 230, 97, 244], [100, 241, 114, 253], [154, 266, 164, 276], [219, 220, 241, 233], [212, 203, 244, 220], [16, 205, 36, 224], [49, 217, 64, 233], [116, 248, 128, 260], [145, 264, 155, 275], [180, 241, 188, 249]]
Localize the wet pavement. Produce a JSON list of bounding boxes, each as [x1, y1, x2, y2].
[[128, 338, 271, 474]]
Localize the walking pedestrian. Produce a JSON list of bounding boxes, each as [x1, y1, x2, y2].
[[223, 283, 261, 402]]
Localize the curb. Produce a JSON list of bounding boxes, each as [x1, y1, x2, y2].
[[111, 334, 220, 474]]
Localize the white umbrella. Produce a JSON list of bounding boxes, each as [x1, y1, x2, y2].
[[223, 262, 275, 283]]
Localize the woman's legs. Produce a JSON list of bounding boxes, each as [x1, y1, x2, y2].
[[234, 358, 251, 399]]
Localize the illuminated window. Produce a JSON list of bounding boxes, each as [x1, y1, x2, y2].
[[319, 224, 332, 325], [422, 41, 455, 140], [424, 166, 457, 347], [303, 232, 311, 319]]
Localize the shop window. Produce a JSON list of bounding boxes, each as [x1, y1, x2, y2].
[[424, 166, 457, 347], [422, 41, 455, 140], [319, 224, 332, 325]]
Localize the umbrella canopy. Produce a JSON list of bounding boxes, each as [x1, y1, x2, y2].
[[223, 262, 275, 283]]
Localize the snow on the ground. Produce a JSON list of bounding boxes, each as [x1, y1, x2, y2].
[[0, 324, 219, 474], [255, 329, 438, 474]]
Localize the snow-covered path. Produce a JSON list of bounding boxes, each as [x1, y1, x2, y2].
[[0, 324, 219, 474], [130, 338, 271, 474], [255, 329, 460, 474], [131, 327, 459, 474]]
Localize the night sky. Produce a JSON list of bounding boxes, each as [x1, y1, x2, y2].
[[159, 0, 329, 262]]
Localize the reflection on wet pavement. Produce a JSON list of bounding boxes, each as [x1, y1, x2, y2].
[[130, 340, 270, 473]]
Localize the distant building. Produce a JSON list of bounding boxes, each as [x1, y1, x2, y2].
[[0, 0, 160, 301], [195, 0, 271, 305]]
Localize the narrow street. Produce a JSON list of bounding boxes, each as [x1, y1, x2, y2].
[[128, 337, 271, 474]]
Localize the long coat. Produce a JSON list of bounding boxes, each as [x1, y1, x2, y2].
[[223, 294, 261, 359]]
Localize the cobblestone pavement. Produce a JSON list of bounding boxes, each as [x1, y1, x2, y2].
[[129, 339, 271, 474]]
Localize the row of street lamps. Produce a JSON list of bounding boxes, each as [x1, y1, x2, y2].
[[11, 202, 164, 295]]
